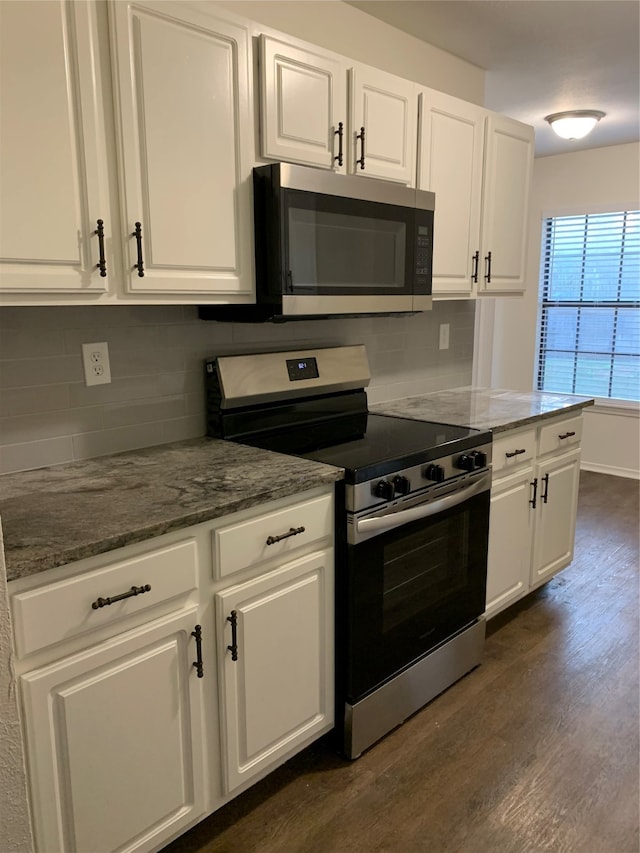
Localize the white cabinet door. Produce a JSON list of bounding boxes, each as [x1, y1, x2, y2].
[[217, 549, 334, 793], [418, 89, 485, 297], [110, 1, 254, 298], [21, 609, 205, 853], [479, 113, 534, 293], [486, 467, 535, 618], [350, 65, 417, 185], [531, 449, 581, 588], [259, 35, 347, 170], [0, 0, 112, 295]]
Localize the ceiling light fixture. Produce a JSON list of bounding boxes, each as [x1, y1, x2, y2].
[[544, 110, 606, 141]]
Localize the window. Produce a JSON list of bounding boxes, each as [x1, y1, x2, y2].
[[536, 210, 640, 402]]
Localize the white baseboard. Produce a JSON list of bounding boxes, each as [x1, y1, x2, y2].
[[580, 462, 640, 480]]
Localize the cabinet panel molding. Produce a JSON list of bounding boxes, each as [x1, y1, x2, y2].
[[110, 1, 255, 296], [216, 548, 334, 793], [21, 608, 205, 853], [0, 0, 112, 295]]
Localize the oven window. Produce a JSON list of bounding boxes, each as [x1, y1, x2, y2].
[[289, 208, 406, 289], [383, 513, 470, 634], [283, 189, 414, 296], [345, 489, 489, 703]]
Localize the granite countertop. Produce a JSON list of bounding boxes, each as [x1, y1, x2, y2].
[[371, 387, 594, 433], [0, 438, 343, 583]]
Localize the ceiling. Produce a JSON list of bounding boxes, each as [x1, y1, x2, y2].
[[346, 1, 640, 157]]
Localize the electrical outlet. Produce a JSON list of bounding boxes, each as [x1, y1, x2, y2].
[[439, 323, 450, 350], [82, 342, 111, 386]]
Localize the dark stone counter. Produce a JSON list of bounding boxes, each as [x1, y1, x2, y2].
[[371, 388, 594, 433], [1, 438, 343, 582]]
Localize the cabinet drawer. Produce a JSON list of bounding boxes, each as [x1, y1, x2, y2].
[[538, 415, 583, 456], [11, 540, 198, 658], [492, 428, 536, 474], [214, 493, 333, 579]]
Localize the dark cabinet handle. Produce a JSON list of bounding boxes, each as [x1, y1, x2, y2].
[[529, 477, 538, 509], [356, 126, 365, 170], [91, 584, 151, 610], [471, 250, 479, 283], [541, 472, 550, 504], [191, 624, 204, 678], [132, 222, 145, 277], [558, 431, 576, 440], [266, 526, 305, 546], [95, 219, 107, 277], [484, 250, 492, 283], [505, 448, 526, 459], [227, 610, 238, 661], [334, 121, 344, 167]]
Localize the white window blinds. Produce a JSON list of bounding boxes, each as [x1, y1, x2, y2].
[[536, 210, 640, 401]]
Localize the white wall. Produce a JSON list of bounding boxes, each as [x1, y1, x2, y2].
[[215, 0, 485, 103], [490, 142, 640, 478]]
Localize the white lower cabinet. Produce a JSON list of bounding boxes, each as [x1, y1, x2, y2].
[[486, 415, 583, 619], [11, 485, 335, 853], [531, 449, 581, 589], [216, 548, 334, 793], [20, 608, 206, 853], [486, 466, 534, 617]]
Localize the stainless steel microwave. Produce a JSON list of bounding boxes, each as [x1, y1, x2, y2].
[[200, 163, 435, 322]]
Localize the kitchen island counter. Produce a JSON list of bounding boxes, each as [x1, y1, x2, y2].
[[0, 438, 343, 582], [370, 387, 594, 433]]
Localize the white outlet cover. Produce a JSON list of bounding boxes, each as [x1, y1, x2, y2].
[[82, 342, 111, 386]]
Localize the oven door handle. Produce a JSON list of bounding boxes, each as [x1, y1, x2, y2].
[[356, 474, 491, 536]]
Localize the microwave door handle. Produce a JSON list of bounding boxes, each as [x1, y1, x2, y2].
[[356, 474, 491, 536]]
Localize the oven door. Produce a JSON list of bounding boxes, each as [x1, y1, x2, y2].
[[344, 473, 490, 704]]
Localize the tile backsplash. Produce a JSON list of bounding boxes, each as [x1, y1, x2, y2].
[[0, 303, 474, 474]]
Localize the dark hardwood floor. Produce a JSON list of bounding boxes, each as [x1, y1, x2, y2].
[[164, 471, 639, 853]]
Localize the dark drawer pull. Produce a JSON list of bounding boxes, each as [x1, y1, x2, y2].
[[505, 448, 526, 458], [95, 218, 107, 277], [91, 584, 151, 610], [541, 472, 550, 504], [484, 250, 492, 283], [227, 610, 238, 662], [471, 250, 479, 283], [334, 121, 344, 166], [558, 431, 576, 440], [191, 624, 204, 678], [356, 126, 365, 170], [266, 526, 305, 546], [132, 221, 144, 277]]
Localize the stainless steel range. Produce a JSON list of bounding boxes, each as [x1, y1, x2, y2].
[[206, 345, 492, 758]]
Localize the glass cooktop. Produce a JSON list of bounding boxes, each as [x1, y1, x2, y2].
[[243, 413, 491, 484]]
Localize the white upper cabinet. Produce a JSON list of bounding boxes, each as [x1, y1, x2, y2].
[[418, 90, 485, 297], [349, 65, 417, 185], [0, 0, 113, 296], [479, 113, 535, 294], [259, 35, 347, 170], [259, 35, 417, 185], [418, 91, 534, 298], [110, 1, 255, 297]]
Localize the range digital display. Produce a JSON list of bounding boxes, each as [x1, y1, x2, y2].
[[286, 357, 319, 381]]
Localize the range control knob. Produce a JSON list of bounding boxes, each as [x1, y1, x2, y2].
[[393, 475, 411, 495], [374, 479, 395, 501], [470, 450, 487, 468], [456, 454, 476, 472], [424, 463, 445, 483]]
